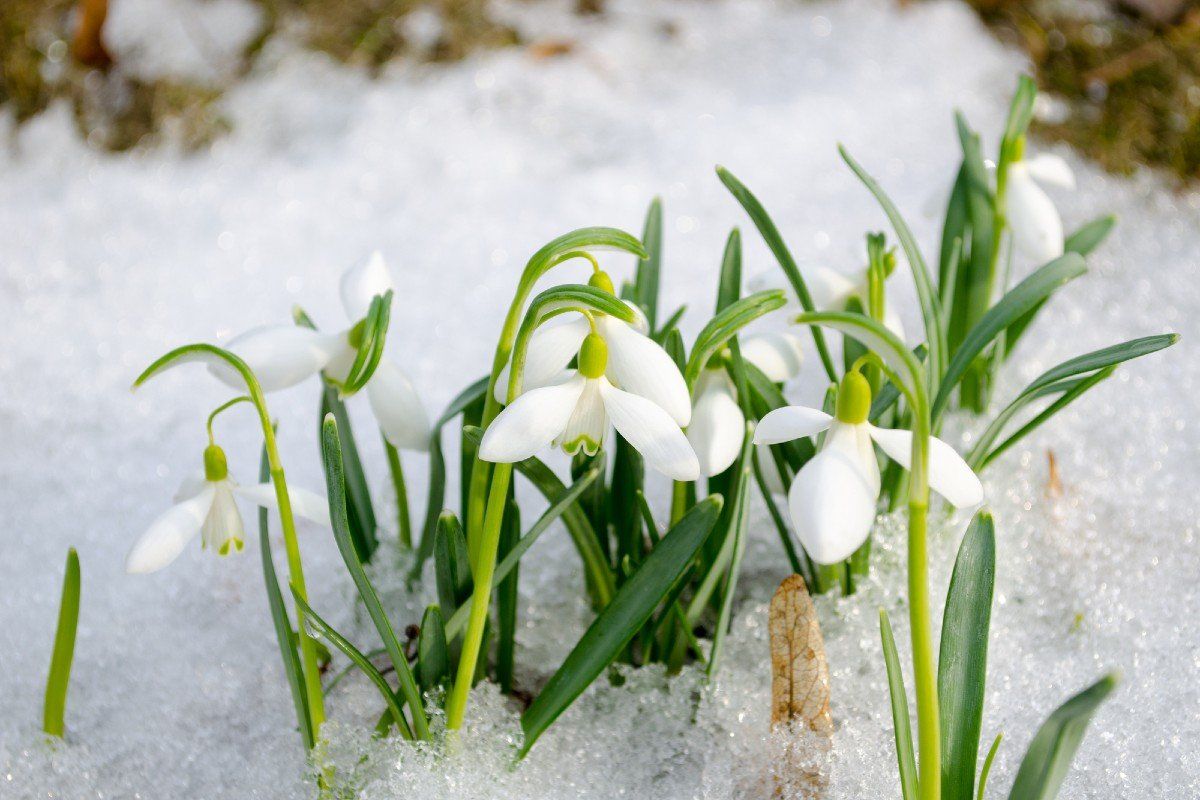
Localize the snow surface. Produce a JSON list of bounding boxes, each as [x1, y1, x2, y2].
[[2, 0, 1197, 797]]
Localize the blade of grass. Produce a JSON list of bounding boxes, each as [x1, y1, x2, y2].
[[881, 609, 919, 800], [42, 548, 80, 739]]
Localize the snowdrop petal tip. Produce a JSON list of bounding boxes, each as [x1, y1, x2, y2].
[[753, 406, 833, 446], [479, 376, 586, 463], [126, 487, 215, 574]]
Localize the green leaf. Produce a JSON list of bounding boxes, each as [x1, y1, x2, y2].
[[257, 442, 314, 750], [795, 311, 924, 404], [707, 434, 753, 676], [635, 198, 663, 329], [939, 166, 970, 299], [1064, 215, 1116, 257], [684, 290, 787, 387], [497, 497, 520, 693], [322, 415, 431, 740], [417, 605, 450, 695], [42, 547, 80, 738], [1023, 334, 1177, 397], [839, 145, 947, 382], [1000, 75, 1037, 159], [716, 228, 742, 312], [320, 383, 378, 562], [445, 468, 601, 640], [414, 376, 489, 577], [880, 609, 919, 800], [715, 166, 839, 382], [1007, 674, 1118, 800], [435, 512, 473, 613], [518, 227, 647, 296], [520, 497, 724, 756], [978, 733, 1003, 800], [939, 511, 996, 800], [933, 253, 1086, 420], [654, 305, 687, 344], [290, 589, 413, 740]]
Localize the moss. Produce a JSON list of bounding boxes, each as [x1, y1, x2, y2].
[[965, 1, 1200, 181]]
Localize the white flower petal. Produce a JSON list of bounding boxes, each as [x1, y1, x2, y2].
[[741, 331, 805, 382], [214, 325, 344, 392], [340, 251, 395, 320], [479, 375, 586, 463], [599, 315, 692, 426], [201, 482, 246, 555], [365, 359, 431, 451], [1023, 153, 1075, 190], [234, 482, 332, 526], [494, 316, 589, 403], [687, 371, 746, 477], [883, 303, 906, 343], [559, 379, 607, 456], [787, 422, 879, 565], [867, 425, 984, 508], [807, 266, 860, 310], [126, 486, 215, 573], [599, 379, 699, 481], [1006, 164, 1065, 263], [753, 406, 832, 446]]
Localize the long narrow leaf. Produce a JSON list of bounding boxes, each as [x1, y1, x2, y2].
[[880, 609, 919, 800], [939, 511, 996, 800], [1006, 674, 1118, 800], [322, 415, 431, 740], [1064, 215, 1115, 257], [636, 198, 663, 328], [42, 548, 80, 738], [417, 605, 450, 695], [933, 253, 1086, 420], [520, 497, 723, 756]]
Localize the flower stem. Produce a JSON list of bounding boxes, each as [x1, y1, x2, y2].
[[908, 414, 939, 800], [384, 441, 412, 549]]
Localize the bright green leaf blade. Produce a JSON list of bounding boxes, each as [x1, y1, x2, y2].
[[435, 512, 473, 613], [322, 415, 431, 740], [320, 384, 378, 562], [522, 227, 647, 292], [1006, 674, 1118, 800], [1064, 215, 1116, 257], [519, 497, 724, 756], [636, 198, 663, 328], [939, 510, 997, 800], [685, 290, 786, 386], [42, 547, 80, 738], [881, 609, 919, 800], [933, 253, 1086, 420], [1022, 334, 1178, 397], [417, 605, 450, 695], [291, 588, 413, 741], [795, 311, 923, 404], [978, 733, 1003, 800], [716, 228, 742, 313], [715, 166, 839, 382]]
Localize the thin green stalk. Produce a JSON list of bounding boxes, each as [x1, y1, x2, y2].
[[43, 548, 80, 738], [909, 411, 939, 800], [134, 344, 326, 734], [669, 480, 689, 525], [384, 440, 412, 548]]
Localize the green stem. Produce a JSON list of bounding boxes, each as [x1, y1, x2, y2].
[[908, 413, 939, 800], [384, 441, 412, 549], [446, 463, 513, 730], [669, 480, 689, 526]]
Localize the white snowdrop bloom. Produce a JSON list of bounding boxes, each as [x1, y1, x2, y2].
[[494, 271, 691, 427], [753, 371, 982, 564], [480, 332, 700, 481], [686, 333, 806, 477], [126, 444, 330, 574], [1005, 150, 1075, 263], [749, 265, 905, 341], [214, 252, 430, 451]]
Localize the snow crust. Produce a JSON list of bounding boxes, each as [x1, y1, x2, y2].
[[2, 0, 1197, 797]]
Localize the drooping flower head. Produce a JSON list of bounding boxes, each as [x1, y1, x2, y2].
[[754, 370, 983, 564], [481, 273, 699, 481], [212, 253, 430, 451], [126, 442, 330, 574], [1004, 139, 1076, 263]]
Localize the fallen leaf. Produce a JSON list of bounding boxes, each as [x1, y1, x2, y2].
[[528, 39, 576, 60]]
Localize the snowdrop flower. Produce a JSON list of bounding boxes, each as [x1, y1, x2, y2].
[[213, 253, 430, 450], [1004, 145, 1075, 263], [126, 444, 330, 573], [749, 265, 905, 341], [480, 331, 700, 481], [753, 371, 982, 564], [686, 334, 805, 477], [494, 271, 691, 428]]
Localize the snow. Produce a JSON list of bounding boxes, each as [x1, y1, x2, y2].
[[2, 0, 1197, 798]]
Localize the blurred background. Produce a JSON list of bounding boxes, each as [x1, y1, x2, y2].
[[4, 0, 1200, 177]]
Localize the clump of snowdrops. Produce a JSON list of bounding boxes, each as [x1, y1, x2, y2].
[[40, 75, 1171, 799]]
